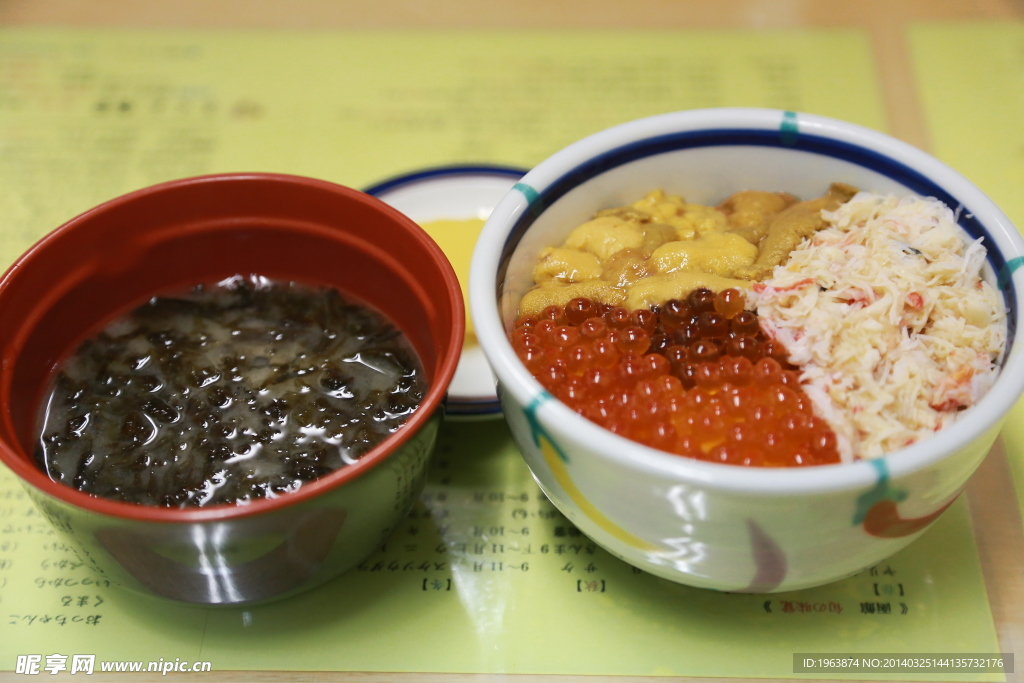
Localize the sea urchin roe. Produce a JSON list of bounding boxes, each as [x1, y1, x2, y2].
[[35, 275, 427, 508], [511, 290, 840, 467], [518, 184, 858, 316]]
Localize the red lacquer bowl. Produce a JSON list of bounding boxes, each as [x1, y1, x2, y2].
[[0, 173, 463, 605]]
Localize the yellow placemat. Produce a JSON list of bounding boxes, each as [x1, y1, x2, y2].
[[0, 27, 888, 267], [0, 422, 1002, 679], [910, 21, 1024, 522], [0, 27, 1001, 679]]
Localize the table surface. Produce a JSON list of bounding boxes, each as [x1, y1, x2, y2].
[[1, 1, 1023, 681]]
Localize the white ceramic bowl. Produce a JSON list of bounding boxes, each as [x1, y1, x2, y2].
[[469, 108, 1024, 592]]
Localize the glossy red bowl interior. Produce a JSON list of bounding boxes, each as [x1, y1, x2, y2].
[[0, 173, 464, 522]]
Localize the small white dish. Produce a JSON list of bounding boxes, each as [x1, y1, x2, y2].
[[365, 165, 527, 419]]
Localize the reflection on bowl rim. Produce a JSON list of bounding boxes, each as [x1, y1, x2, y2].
[[0, 173, 464, 524], [470, 107, 1024, 495]]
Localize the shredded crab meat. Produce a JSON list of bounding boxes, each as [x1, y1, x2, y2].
[[751, 193, 1006, 461]]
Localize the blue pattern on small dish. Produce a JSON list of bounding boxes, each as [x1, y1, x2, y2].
[[365, 164, 528, 419]]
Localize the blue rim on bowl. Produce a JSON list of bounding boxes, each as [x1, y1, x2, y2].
[[494, 125, 1017, 353], [365, 164, 528, 419], [472, 108, 1024, 493]]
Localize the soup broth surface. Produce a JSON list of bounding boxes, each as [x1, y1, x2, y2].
[[36, 275, 426, 507]]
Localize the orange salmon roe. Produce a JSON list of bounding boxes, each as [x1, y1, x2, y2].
[[511, 288, 840, 467]]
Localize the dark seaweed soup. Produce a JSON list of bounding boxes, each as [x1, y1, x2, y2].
[[35, 275, 427, 508]]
